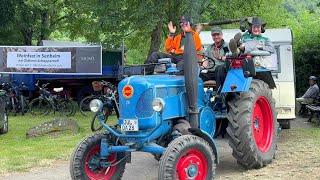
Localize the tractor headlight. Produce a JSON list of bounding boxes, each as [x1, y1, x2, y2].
[[152, 98, 165, 112], [89, 99, 103, 112]]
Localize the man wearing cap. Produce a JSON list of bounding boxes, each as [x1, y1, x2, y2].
[[144, 16, 203, 74], [229, 17, 275, 55], [297, 76, 319, 104], [201, 26, 229, 91]]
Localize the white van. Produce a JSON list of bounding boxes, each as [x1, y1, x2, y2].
[[200, 28, 295, 129]]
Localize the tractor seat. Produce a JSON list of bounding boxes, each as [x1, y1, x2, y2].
[[53, 87, 64, 93], [203, 80, 216, 88]]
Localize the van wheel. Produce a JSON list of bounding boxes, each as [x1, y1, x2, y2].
[[279, 119, 291, 129]]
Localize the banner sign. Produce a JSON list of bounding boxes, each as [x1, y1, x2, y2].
[[0, 46, 102, 75]]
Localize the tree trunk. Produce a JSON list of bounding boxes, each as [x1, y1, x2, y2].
[[37, 11, 49, 45], [22, 28, 33, 45], [148, 18, 163, 57]]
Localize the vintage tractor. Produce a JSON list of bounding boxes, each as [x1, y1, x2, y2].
[[70, 30, 278, 179]]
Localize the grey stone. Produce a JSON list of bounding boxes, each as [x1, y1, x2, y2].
[[26, 118, 79, 138]]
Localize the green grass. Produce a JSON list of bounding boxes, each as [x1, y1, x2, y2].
[[0, 112, 116, 174]]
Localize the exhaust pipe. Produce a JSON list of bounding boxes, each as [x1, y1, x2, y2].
[[183, 32, 199, 128]]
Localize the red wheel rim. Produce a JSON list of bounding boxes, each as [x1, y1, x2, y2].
[[84, 144, 117, 180], [252, 96, 274, 153], [176, 148, 208, 180]]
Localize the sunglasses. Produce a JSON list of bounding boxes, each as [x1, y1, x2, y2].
[[180, 21, 189, 26]]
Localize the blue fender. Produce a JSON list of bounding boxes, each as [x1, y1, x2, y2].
[[188, 128, 219, 164], [221, 69, 252, 93]]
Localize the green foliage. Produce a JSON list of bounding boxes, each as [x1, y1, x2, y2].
[[0, 112, 116, 173], [0, 0, 69, 45], [0, 0, 319, 95], [285, 1, 320, 96]]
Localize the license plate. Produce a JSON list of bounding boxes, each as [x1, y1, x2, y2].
[[121, 119, 139, 131]]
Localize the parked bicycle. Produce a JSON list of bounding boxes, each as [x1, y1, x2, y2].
[[90, 85, 119, 131], [1, 82, 29, 116], [79, 80, 118, 117], [29, 82, 75, 116]]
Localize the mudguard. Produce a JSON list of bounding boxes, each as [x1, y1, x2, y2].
[[188, 128, 219, 164], [221, 69, 252, 93]]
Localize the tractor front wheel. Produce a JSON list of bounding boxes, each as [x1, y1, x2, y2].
[[227, 79, 277, 169], [70, 134, 126, 180], [158, 135, 216, 180]]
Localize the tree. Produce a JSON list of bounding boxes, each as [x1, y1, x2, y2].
[[0, 0, 69, 45]]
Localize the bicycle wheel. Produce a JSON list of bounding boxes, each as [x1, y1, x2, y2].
[[11, 97, 17, 116], [79, 95, 97, 116], [29, 98, 51, 116], [58, 99, 75, 116], [91, 109, 111, 132]]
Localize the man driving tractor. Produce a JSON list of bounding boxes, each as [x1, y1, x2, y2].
[[201, 26, 229, 91], [144, 16, 202, 74]]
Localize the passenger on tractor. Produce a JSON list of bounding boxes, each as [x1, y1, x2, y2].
[[200, 26, 229, 92], [229, 17, 275, 57], [144, 16, 203, 74], [297, 76, 319, 104]]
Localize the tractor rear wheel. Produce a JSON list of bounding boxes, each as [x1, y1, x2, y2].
[[70, 134, 126, 180], [158, 135, 216, 180], [227, 79, 277, 169]]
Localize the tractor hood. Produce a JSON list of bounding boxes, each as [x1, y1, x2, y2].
[[118, 75, 185, 129], [118, 75, 185, 91], [118, 75, 205, 130]]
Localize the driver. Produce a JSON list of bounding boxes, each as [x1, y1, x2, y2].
[[144, 16, 203, 75], [201, 26, 229, 91], [229, 17, 275, 56]]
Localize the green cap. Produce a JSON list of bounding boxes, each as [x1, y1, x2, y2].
[[211, 26, 222, 34]]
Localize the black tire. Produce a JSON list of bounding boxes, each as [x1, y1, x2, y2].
[[0, 112, 8, 135], [79, 95, 97, 116], [58, 99, 74, 116], [279, 119, 291, 129], [29, 98, 51, 116], [70, 134, 126, 180], [0, 99, 8, 134], [227, 79, 278, 169], [158, 135, 216, 180], [91, 109, 110, 132]]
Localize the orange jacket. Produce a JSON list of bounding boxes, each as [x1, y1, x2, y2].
[[164, 30, 202, 55]]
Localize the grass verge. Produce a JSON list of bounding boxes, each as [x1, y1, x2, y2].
[[0, 112, 116, 174]]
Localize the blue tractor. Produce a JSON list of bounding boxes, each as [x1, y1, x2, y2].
[[70, 31, 278, 179]]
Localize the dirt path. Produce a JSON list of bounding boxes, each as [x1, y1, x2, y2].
[[1, 117, 319, 180]]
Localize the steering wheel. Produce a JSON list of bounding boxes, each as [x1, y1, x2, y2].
[[197, 54, 216, 70]]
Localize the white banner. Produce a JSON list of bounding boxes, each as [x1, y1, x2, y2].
[[7, 52, 71, 69]]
